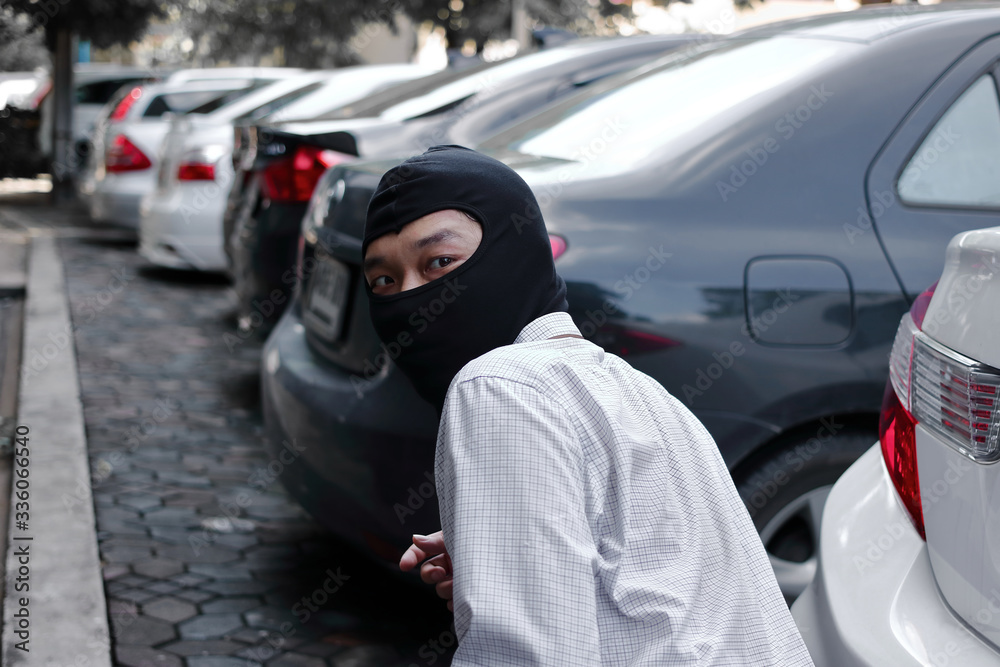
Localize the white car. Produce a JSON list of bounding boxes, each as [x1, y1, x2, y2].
[[139, 64, 435, 271], [792, 226, 1000, 665]]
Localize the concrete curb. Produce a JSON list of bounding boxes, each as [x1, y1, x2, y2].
[[2, 235, 112, 666]]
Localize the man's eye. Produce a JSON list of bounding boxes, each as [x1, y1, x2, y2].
[[429, 257, 454, 271], [371, 275, 394, 287]]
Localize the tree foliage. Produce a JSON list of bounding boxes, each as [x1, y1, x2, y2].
[[0, 7, 47, 71], [2, 0, 163, 47]]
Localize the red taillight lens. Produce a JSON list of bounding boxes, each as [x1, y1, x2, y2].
[[261, 147, 351, 203], [177, 163, 216, 181], [549, 234, 567, 260], [105, 134, 151, 173], [879, 382, 924, 539], [110, 86, 143, 122]]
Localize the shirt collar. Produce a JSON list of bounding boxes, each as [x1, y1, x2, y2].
[[514, 312, 581, 345]]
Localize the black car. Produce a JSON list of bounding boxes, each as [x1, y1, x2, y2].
[[263, 4, 1000, 599], [224, 34, 704, 337]]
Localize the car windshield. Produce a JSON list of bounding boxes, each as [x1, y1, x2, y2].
[[480, 36, 864, 177], [263, 70, 430, 122], [314, 42, 613, 123]]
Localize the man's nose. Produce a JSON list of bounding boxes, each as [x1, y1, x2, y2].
[[399, 270, 427, 293]]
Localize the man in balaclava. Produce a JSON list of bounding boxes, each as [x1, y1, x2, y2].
[[363, 146, 813, 666]]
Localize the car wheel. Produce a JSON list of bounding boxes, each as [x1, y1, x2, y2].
[[735, 427, 876, 605]]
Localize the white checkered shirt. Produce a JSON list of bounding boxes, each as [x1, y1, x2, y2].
[[436, 312, 814, 666]]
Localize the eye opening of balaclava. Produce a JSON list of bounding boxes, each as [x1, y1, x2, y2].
[[363, 145, 568, 412]]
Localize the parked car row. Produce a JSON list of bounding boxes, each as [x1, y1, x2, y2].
[[75, 7, 1000, 665]]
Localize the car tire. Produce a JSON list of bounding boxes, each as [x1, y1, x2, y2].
[[734, 425, 876, 605]]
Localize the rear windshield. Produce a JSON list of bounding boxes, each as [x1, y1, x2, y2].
[[77, 77, 146, 105], [481, 36, 862, 175], [143, 88, 255, 117]]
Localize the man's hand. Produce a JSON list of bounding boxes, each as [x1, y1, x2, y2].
[[400, 531, 454, 611]]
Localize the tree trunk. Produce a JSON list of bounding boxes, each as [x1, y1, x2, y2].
[[49, 25, 74, 203]]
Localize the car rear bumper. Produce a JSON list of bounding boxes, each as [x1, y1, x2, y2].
[[792, 444, 1000, 666], [90, 171, 155, 228], [260, 303, 440, 562], [139, 186, 228, 271]]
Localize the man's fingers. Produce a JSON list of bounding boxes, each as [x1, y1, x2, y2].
[[399, 543, 429, 572], [435, 578, 453, 602], [420, 554, 450, 585], [412, 531, 447, 555]]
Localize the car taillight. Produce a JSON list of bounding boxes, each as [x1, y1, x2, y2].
[[261, 146, 352, 203], [105, 134, 151, 173], [549, 234, 567, 260], [177, 145, 227, 182], [110, 86, 143, 122], [882, 282, 1000, 539], [177, 164, 215, 181]]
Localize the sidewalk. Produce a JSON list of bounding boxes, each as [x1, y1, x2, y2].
[[0, 190, 454, 667]]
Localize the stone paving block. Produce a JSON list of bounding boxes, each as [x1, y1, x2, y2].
[[146, 581, 181, 595], [114, 645, 184, 667], [112, 614, 178, 646], [156, 470, 213, 488], [210, 532, 259, 550], [188, 562, 253, 580], [170, 572, 210, 586], [202, 580, 275, 596], [102, 563, 130, 580], [105, 545, 156, 563], [162, 639, 246, 656], [189, 658, 258, 667], [115, 588, 159, 604], [133, 447, 182, 462], [150, 526, 197, 545], [202, 598, 263, 614], [158, 543, 240, 563], [177, 613, 245, 640], [143, 596, 199, 624], [143, 507, 202, 527], [118, 574, 153, 587], [133, 557, 185, 579], [243, 606, 297, 633], [226, 627, 270, 644], [265, 652, 328, 667], [245, 504, 307, 521], [117, 493, 165, 511], [174, 589, 217, 603]]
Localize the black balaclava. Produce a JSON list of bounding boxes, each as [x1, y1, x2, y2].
[[363, 145, 567, 412]]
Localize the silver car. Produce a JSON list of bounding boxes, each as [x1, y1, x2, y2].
[[792, 225, 1000, 665]]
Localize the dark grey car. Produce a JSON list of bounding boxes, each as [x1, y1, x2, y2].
[[262, 4, 1000, 600], [224, 34, 704, 339]]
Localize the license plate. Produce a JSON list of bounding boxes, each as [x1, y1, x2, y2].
[[304, 256, 351, 341]]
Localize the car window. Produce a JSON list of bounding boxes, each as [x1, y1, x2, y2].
[[76, 78, 144, 105], [481, 36, 863, 179], [185, 86, 265, 115], [232, 82, 325, 122], [143, 90, 247, 117], [897, 74, 1000, 208]]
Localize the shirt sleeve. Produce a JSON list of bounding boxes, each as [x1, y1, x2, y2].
[[436, 375, 601, 666]]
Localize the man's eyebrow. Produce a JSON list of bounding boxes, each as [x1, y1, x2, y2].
[[363, 255, 384, 273], [414, 229, 459, 249]]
